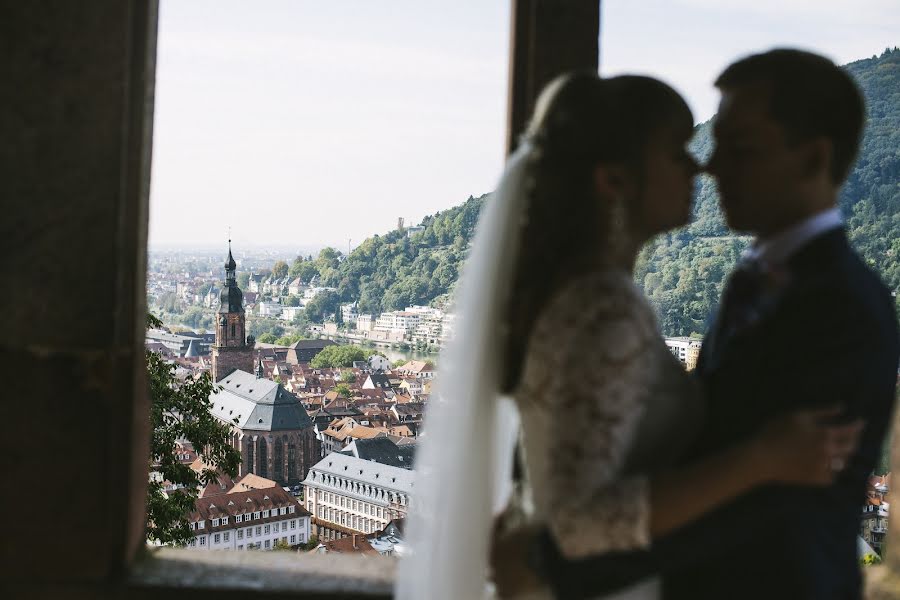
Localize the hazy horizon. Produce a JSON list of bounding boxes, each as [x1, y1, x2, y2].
[[149, 1, 898, 250]]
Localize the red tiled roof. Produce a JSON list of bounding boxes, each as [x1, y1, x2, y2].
[[189, 485, 311, 532], [321, 535, 379, 555]]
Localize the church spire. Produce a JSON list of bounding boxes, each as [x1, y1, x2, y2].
[[225, 237, 237, 283]]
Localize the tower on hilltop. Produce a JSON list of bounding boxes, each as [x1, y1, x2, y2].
[[211, 241, 254, 381]]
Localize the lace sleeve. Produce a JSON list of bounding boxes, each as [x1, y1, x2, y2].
[[542, 300, 655, 559]]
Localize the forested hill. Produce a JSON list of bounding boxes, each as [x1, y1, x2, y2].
[[284, 48, 899, 335], [286, 195, 485, 315]]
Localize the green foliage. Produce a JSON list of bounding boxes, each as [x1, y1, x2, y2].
[[273, 539, 293, 551], [145, 313, 241, 546], [248, 318, 284, 339], [861, 553, 882, 566], [284, 295, 301, 307], [302, 535, 320, 551], [237, 272, 251, 289], [292, 310, 310, 331], [275, 333, 305, 346], [310, 345, 369, 368], [257, 332, 276, 344], [272, 260, 289, 280], [180, 306, 208, 329], [391, 359, 407, 368], [267, 196, 486, 315], [340, 370, 357, 384], [304, 290, 341, 323], [334, 383, 352, 397]]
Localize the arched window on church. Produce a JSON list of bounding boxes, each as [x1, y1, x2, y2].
[[231, 323, 235, 338], [258, 437, 268, 478], [246, 438, 255, 476], [273, 436, 284, 484], [288, 441, 297, 481]]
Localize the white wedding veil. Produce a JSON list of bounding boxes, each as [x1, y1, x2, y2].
[[396, 142, 533, 599]]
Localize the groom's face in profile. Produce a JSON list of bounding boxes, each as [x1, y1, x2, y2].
[[708, 82, 807, 237]]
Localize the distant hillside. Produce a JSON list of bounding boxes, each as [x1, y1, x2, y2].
[[286, 195, 486, 314], [280, 48, 899, 334]]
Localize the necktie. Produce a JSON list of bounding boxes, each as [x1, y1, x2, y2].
[[715, 260, 766, 346]]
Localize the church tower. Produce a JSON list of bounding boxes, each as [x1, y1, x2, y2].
[[211, 242, 254, 381]]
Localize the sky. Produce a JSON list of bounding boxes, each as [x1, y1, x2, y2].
[[148, 0, 898, 250]]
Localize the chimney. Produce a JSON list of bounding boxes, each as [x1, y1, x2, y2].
[[352, 534, 358, 549]]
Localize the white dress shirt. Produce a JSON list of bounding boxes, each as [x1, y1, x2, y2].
[[742, 207, 844, 267]]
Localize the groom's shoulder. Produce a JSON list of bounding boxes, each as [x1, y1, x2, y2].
[[789, 234, 897, 335]]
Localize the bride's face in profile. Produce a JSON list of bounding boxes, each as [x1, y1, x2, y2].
[[629, 121, 699, 238]]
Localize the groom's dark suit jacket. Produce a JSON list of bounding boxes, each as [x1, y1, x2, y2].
[[538, 228, 899, 599]]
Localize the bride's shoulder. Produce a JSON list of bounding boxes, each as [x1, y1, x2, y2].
[[547, 270, 647, 314], [536, 270, 656, 337]]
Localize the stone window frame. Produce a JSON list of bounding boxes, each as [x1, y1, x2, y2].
[[4, 1, 606, 598]]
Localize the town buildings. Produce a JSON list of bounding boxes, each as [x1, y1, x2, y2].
[[186, 481, 311, 551], [303, 452, 414, 541], [664, 336, 703, 371]]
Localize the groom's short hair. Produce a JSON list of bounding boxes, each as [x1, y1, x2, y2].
[[716, 48, 864, 184]]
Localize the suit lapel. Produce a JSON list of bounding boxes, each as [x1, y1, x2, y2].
[[700, 228, 849, 377]]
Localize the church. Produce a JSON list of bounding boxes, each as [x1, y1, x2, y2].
[[209, 244, 319, 486]]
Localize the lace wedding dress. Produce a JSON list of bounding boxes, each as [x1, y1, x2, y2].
[[510, 269, 705, 599]]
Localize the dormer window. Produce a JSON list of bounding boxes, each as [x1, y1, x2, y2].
[[288, 505, 295, 514], [262, 510, 270, 518], [212, 518, 220, 527]]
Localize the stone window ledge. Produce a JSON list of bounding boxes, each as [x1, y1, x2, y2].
[[127, 547, 394, 598]]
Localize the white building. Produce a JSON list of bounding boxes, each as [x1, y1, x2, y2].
[[375, 311, 421, 335], [281, 306, 304, 321], [257, 301, 282, 317], [340, 303, 359, 326], [186, 484, 311, 551], [304, 286, 337, 300], [356, 315, 374, 332], [288, 278, 305, 296], [369, 354, 391, 372], [664, 336, 702, 370], [304, 452, 414, 542]]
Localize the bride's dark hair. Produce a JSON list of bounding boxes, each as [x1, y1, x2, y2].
[[501, 72, 692, 393]]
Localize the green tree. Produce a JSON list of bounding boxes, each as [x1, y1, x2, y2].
[[274, 539, 293, 551], [310, 344, 368, 368], [272, 260, 289, 280], [181, 306, 206, 329], [284, 295, 301, 307], [334, 383, 352, 397], [257, 332, 277, 344], [305, 290, 341, 323], [146, 314, 241, 546], [340, 370, 357, 384], [302, 535, 320, 551], [237, 272, 251, 289]]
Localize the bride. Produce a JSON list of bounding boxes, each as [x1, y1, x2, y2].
[[396, 72, 861, 600]]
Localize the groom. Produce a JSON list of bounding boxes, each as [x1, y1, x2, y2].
[[538, 49, 900, 599]]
